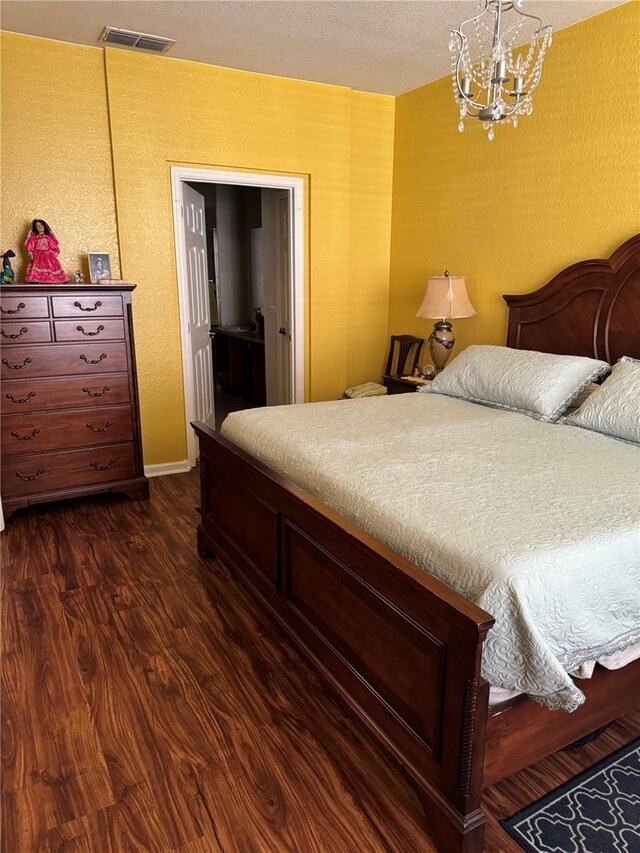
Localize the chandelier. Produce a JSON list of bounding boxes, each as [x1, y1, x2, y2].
[[449, 0, 552, 140]]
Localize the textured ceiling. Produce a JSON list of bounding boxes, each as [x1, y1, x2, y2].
[[0, 0, 629, 95]]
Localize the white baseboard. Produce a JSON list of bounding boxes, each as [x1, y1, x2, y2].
[[144, 460, 193, 478]]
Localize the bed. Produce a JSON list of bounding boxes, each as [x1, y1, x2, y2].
[[193, 234, 640, 852]]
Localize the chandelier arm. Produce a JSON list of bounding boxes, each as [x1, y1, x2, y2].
[[509, 2, 545, 37], [501, 98, 523, 117], [455, 0, 492, 37], [522, 30, 552, 89], [458, 95, 495, 113], [454, 43, 494, 112]]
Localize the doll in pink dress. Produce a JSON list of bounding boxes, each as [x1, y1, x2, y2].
[[25, 220, 69, 283]]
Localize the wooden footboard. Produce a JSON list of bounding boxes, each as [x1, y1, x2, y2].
[[193, 422, 495, 852]]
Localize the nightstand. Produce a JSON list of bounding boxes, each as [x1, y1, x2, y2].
[[383, 374, 433, 395]]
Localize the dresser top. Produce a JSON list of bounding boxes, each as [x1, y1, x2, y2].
[[1, 283, 137, 293]]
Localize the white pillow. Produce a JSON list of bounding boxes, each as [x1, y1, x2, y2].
[[563, 382, 600, 414], [421, 345, 610, 422], [564, 356, 640, 445]]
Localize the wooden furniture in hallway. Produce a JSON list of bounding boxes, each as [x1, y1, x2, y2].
[[1, 284, 148, 519], [211, 325, 266, 404]]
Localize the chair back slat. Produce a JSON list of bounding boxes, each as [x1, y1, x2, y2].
[[384, 335, 425, 377]]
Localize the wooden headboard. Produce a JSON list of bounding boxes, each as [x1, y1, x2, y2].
[[503, 234, 640, 363]]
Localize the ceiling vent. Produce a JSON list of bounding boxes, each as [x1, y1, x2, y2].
[[100, 27, 176, 53]]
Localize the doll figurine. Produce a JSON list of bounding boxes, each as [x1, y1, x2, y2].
[[1, 250, 16, 284], [25, 220, 69, 283]]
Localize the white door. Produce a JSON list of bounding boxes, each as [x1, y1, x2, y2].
[[262, 191, 278, 405], [275, 191, 293, 404], [182, 183, 215, 433]]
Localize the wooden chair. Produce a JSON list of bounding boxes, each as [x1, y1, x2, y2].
[[384, 335, 425, 377], [344, 335, 425, 398]]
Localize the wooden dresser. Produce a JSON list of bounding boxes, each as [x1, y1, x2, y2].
[[1, 284, 149, 520]]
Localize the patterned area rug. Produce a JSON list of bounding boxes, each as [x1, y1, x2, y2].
[[501, 738, 640, 852]]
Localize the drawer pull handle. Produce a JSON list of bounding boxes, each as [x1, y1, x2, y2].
[[80, 353, 107, 365], [77, 324, 105, 337], [1, 302, 26, 315], [2, 357, 32, 370], [86, 420, 113, 433], [10, 428, 40, 441], [1, 327, 28, 340], [82, 385, 111, 398], [74, 300, 102, 312], [16, 468, 44, 481], [6, 391, 36, 404], [90, 458, 116, 471]]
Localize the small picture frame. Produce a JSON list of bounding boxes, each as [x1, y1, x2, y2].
[[87, 252, 112, 283]]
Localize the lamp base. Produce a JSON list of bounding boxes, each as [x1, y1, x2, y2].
[[428, 321, 455, 371]]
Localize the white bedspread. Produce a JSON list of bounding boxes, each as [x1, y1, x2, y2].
[[221, 394, 640, 711]]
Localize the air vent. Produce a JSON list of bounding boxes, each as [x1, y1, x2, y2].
[[100, 27, 176, 53]]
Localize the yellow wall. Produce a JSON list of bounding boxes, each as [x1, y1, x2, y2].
[[0, 33, 395, 465], [388, 1, 640, 353], [0, 34, 120, 282], [104, 50, 394, 462], [347, 92, 395, 384], [2, 4, 637, 466]]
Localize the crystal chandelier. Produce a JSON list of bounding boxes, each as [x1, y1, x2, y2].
[[449, 0, 552, 140]]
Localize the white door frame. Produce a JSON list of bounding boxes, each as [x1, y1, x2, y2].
[[171, 166, 305, 466]]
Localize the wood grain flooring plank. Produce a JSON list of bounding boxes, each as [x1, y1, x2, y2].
[[1, 510, 62, 587], [184, 761, 381, 853], [60, 596, 204, 851], [41, 780, 184, 853], [171, 621, 430, 852], [1, 681, 34, 795], [105, 558, 423, 850], [152, 578, 222, 631], [169, 562, 432, 852], [2, 468, 638, 853], [175, 836, 223, 853], [1, 573, 114, 846], [110, 601, 356, 852], [2, 766, 118, 853], [1, 577, 113, 829], [111, 608, 233, 775]]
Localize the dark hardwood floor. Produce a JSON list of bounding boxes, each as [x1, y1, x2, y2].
[[2, 469, 638, 852]]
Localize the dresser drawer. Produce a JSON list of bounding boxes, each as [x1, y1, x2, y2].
[[0, 295, 49, 319], [52, 295, 123, 318], [2, 405, 134, 455], [2, 375, 131, 414], [1, 342, 128, 379], [54, 319, 125, 342], [1, 443, 136, 498], [1, 321, 51, 344]]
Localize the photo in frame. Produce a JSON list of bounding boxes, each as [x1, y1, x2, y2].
[[87, 252, 112, 282]]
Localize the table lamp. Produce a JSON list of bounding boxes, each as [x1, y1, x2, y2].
[[416, 271, 476, 371]]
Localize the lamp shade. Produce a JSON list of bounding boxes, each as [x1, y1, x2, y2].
[[416, 275, 476, 320]]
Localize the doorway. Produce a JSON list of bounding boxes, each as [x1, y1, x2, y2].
[[171, 168, 304, 467]]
